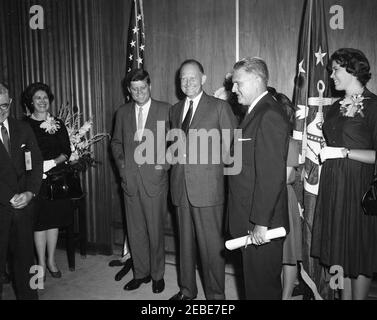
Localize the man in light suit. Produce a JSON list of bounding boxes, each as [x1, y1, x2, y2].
[[0, 83, 43, 299], [111, 69, 170, 294], [169, 60, 237, 300], [228, 57, 290, 299]]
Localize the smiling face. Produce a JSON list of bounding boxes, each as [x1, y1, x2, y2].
[[129, 80, 151, 106], [232, 68, 261, 106], [32, 90, 50, 114], [180, 63, 206, 99], [0, 93, 11, 123], [330, 61, 355, 92]]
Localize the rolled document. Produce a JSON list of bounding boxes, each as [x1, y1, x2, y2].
[[225, 227, 286, 250]]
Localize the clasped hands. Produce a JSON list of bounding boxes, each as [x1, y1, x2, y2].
[[246, 225, 270, 247], [9, 192, 34, 209], [318, 146, 347, 163]]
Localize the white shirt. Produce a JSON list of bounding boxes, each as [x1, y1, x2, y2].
[[135, 98, 151, 132], [0, 118, 10, 143], [182, 91, 203, 125], [247, 91, 268, 114]]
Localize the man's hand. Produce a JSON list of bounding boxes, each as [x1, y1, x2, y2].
[[11, 192, 34, 209], [251, 225, 270, 246]]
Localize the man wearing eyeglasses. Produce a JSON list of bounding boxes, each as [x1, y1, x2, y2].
[[0, 83, 43, 300]]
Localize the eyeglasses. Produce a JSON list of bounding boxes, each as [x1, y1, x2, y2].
[[0, 98, 12, 110]]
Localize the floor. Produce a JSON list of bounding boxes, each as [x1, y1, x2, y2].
[[2, 249, 241, 300], [2, 249, 377, 300]]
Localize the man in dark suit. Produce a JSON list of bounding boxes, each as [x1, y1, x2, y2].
[[228, 57, 290, 299], [111, 69, 170, 294], [0, 83, 43, 300], [169, 60, 237, 300]]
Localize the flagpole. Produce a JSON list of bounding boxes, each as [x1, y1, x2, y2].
[[235, 0, 239, 61], [302, 0, 313, 161]]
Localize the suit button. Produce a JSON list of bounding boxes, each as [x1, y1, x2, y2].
[[183, 154, 186, 157]]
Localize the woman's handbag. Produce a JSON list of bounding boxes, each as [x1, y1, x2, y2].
[[361, 160, 377, 216], [44, 164, 83, 200]]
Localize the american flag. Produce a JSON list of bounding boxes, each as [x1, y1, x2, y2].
[[125, 0, 145, 101], [292, 0, 332, 299]]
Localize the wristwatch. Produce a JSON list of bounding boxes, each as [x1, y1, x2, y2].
[[346, 148, 350, 158]]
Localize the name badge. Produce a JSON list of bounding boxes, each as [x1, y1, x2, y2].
[[25, 151, 32, 171]]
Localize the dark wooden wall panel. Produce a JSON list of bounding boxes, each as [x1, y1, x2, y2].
[[239, 0, 305, 98], [239, 0, 377, 99], [326, 0, 377, 91], [144, 0, 236, 104]]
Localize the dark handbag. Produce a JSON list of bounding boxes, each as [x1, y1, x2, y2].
[[361, 160, 377, 216], [45, 164, 83, 200]]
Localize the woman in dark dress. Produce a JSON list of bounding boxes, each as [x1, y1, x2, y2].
[[22, 82, 73, 279], [312, 48, 377, 300]]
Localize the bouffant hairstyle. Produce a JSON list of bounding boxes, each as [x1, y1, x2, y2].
[[329, 48, 371, 86], [22, 82, 54, 113]]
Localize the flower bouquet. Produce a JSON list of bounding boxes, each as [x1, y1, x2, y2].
[[58, 102, 110, 173]]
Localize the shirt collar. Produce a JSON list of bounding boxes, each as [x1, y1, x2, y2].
[[186, 91, 203, 107], [248, 91, 268, 114], [135, 98, 151, 110], [1, 118, 9, 129]]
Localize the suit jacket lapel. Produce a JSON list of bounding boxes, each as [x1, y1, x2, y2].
[[144, 99, 156, 131], [7, 117, 18, 159], [189, 92, 208, 129], [238, 94, 270, 130], [174, 100, 185, 129], [126, 102, 137, 137]]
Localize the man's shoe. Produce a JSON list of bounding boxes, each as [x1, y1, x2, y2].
[[108, 259, 125, 267], [169, 291, 195, 300], [115, 259, 133, 281], [152, 278, 165, 294], [123, 275, 151, 291]]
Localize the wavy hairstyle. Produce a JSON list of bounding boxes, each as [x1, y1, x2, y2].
[[22, 82, 54, 114], [328, 48, 371, 86]]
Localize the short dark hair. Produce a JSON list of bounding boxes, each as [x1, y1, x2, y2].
[[328, 48, 371, 86], [126, 69, 151, 88], [179, 59, 205, 74], [22, 82, 54, 113]]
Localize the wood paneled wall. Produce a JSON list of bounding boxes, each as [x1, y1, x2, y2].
[[1, 0, 376, 253]]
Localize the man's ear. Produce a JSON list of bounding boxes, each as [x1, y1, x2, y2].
[[127, 87, 131, 94], [201, 74, 207, 86]]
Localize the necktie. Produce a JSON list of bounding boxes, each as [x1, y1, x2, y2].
[[182, 100, 193, 134], [137, 106, 143, 141], [1, 122, 10, 154]]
